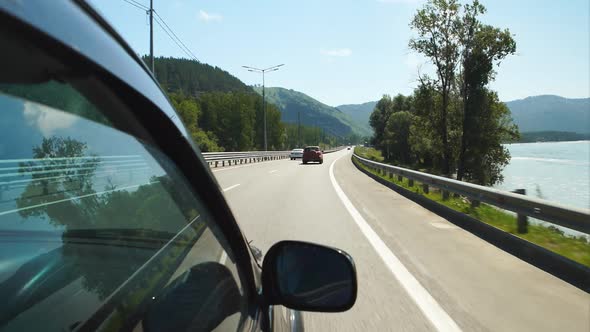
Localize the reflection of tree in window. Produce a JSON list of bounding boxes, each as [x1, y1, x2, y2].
[[16, 136, 101, 229], [15, 136, 197, 232], [11, 135, 205, 323]]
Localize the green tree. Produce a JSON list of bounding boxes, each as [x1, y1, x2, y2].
[[456, 0, 517, 182], [369, 95, 394, 150], [459, 91, 518, 185], [384, 111, 414, 164], [169, 92, 222, 152], [409, 0, 462, 175]]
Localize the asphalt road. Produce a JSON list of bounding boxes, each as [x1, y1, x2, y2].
[[213, 149, 589, 332]]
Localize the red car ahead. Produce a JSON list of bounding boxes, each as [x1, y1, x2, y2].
[[302, 146, 323, 164]]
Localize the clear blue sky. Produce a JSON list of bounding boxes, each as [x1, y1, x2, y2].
[[89, 0, 589, 106]]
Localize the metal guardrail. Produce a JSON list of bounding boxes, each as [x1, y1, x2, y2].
[[203, 147, 344, 167], [353, 153, 590, 234], [202, 151, 291, 167]]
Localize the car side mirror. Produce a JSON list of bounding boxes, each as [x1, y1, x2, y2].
[[262, 241, 357, 312]]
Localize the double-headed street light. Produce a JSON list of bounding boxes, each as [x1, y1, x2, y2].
[[243, 64, 284, 151]]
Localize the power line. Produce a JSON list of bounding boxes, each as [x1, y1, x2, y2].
[[120, 0, 199, 63], [153, 16, 198, 61], [122, 0, 148, 11], [153, 12, 199, 61], [153, 11, 199, 61]]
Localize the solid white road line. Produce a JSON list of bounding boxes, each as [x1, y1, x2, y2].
[[329, 154, 462, 332], [212, 163, 258, 173], [223, 184, 241, 192]]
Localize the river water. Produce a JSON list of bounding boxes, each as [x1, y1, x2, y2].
[[496, 141, 590, 210]]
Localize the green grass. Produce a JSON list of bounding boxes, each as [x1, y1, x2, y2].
[[354, 146, 385, 162], [352, 155, 590, 267]]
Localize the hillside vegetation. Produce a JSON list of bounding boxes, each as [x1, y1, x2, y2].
[[255, 87, 372, 138], [336, 101, 377, 134], [145, 56, 251, 94], [506, 95, 590, 134], [147, 57, 350, 151]]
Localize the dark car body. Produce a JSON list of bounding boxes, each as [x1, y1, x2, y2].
[[302, 146, 323, 164], [0, 1, 358, 331]]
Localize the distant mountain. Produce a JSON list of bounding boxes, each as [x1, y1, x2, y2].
[[518, 131, 590, 143], [336, 101, 377, 135], [254, 87, 372, 137], [144, 56, 252, 95], [506, 95, 590, 134]]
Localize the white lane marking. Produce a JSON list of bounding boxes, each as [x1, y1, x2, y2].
[[329, 155, 462, 332], [269, 170, 278, 174], [212, 163, 257, 173], [223, 184, 241, 192], [430, 222, 457, 230], [219, 251, 228, 265]]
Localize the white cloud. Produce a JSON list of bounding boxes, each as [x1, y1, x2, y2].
[[23, 102, 78, 137], [320, 48, 352, 57], [198, 10, 222, 22]]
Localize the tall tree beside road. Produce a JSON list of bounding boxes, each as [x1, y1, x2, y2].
[[370, 0, 519, 185], [456, 0, 518, 182], [369, 95, 395, 153], [409, 0, 462, 175]]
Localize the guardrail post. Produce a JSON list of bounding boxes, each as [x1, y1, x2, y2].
[[442, 190, 450, 200], [422, 184, 429, 194], [397, 175, 403, 182], [471, 199, 480, 208], [388, 171, 392, 178], [513, 189, 528, 234], [408, 179, 414, 187], [222, 160, 225, 167]]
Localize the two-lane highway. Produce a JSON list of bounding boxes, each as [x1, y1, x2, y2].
[[213, 149, 589, 331]]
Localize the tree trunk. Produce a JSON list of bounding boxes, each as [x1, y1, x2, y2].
[[441, 91, 451, 176], [457, 80, 469, 181]]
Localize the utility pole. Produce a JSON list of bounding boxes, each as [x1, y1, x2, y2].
[[242, 64, 284, 151], [262, 71, 266, 151], [149, 0, 154, 74]]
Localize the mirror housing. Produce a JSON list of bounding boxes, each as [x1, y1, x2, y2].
[[262, 241, 357, 312]]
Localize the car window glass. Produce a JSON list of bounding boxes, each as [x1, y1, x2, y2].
[[0, 41, 247, 331]]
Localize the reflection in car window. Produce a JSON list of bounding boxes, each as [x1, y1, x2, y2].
[[0, 91, 245, 331]]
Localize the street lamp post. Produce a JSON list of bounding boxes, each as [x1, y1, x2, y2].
[[243, 64, 284, 151]]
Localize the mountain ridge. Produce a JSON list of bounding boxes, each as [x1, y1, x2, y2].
[[335, 95, 590, 135], [505, 95, 589, 133], [253, 87, 372, 137]]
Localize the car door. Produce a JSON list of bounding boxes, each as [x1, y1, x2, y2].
[[0, 2, 274, 331]]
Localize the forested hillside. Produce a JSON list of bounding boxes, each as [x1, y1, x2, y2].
[[336, 101, 377, 134], [145, 56, 251, 94], [254, 87, 371, 138], [147, 57, 347, 151], [506, 95, 590, 134]]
